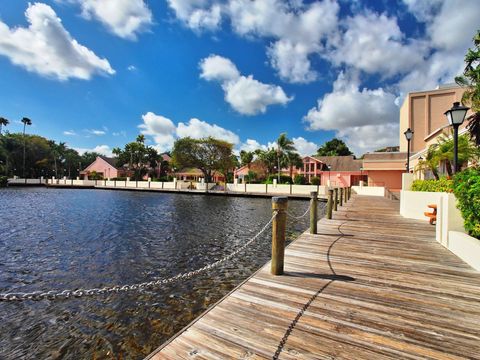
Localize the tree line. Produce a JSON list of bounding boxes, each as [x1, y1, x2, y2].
[[0, 113, 355, 183]]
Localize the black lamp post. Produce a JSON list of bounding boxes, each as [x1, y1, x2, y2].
[[444, 102, 469, 174], [404, 128, 414, 172]]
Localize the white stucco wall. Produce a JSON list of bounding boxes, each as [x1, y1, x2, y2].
[[400, 190, 480, 271], [400, 190, 445, 220], [448, 231, 480, 271], [352, 186, 385, 196]]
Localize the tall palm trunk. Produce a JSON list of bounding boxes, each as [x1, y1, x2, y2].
[[22, 123, 26, 178]]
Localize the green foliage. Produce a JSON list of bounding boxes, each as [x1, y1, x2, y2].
[[172, 137, 234, 182], [153, 175, 174, 182], [88, 171, 103, 180], [311, 176, 321, 185], [452, 168, 480, 239], [265, 175, 292, 184], [416, 133, 480, 178], [112, 177, 127, 181], [0, 175, 7, 187], [317, 138, 353, 156], [113, 135, 159, 180], [455, 30, 480, 145], [245, 170, 257, 183], [239, 150, 254, 167], [411, 178, 454, 192], [0, 117, 9, 135], [294, 174, 307, 185], [0, 132, 95, 178]]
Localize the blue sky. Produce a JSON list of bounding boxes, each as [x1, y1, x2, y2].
[[0, 0, 478, 156]]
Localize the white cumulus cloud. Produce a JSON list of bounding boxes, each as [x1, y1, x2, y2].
[[176, 118, 240, 144], [228, 0, 339, 83], [199, 54, 292, 115], [79, 0, 153, 40], [239, 139, 267, 152], [328, 11, 426, 78], [86, 129, 106, 136], [74, 144, 113, 156], [0, 3, 115, 81], [304, 72, 399, 155], [292, 137, 317, 156], [139, 112, 240, 152], [166, 0, 222, 31], [337, 124, 399, 156], [305, 72, 398, 131], [199, 55, 240, 82]]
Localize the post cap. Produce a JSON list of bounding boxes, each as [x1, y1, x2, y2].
[[272, 196, 288, 204]]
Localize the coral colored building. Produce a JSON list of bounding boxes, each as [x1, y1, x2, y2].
[[80, 156, 123, 179], [300, 155, 365, 186], [399, 84, 471, 174], [362, 152, 407, 190]]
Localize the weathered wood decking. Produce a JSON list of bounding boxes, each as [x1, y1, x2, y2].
[[148, 195, 480, 359]]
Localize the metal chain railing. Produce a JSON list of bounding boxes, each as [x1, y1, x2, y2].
[[0, 212, 278, 302], [286, 202, 311, 220]]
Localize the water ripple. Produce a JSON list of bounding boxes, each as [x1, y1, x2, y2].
[[0, 187, 324, 359]]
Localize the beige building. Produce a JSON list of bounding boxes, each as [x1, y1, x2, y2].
[[399, 84, 470, 173]]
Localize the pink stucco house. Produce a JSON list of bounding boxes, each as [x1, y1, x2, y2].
[[300, 155, 365, 186], [80, 156, 124, 179], [362, 152, 407, 190]]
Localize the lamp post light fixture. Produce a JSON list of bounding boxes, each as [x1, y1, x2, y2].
[[404, 128, 414, 172], [444, 102, 469, 174]]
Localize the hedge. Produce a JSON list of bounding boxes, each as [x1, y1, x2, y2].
[[0, 176, 7, 187], [453, 168, 480, 239], [294, 175, 307, 185], [410, 178, 453, 192], [311, 177, 320, 185], [265, 175, 292, 184]]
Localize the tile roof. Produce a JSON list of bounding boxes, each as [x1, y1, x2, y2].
[[312, 155, 363, 171], [99, 156, 118, 168], [363, 152, 408, 161]]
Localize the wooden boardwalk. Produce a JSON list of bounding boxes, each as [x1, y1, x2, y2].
[[148, 195, 480, 359]]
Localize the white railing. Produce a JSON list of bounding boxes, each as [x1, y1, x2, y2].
[[8, 178, 335, 197]]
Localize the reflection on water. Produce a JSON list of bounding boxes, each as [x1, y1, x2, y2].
[[0, 187, 325, 359]]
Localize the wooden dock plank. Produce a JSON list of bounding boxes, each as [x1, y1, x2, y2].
[[148, 195, 480, 359]]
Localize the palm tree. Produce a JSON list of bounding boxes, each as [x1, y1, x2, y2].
[[276, 133, 296, 182], [136, 134, 145, 143], [21, 117, 32, 178], [239, 150, 254, 169], [0, 117, 9, 135], [455, 30, 480, 146], [415, 145, 440, 180], [49, 141, 66, 178], [287, 152, 303, 179]]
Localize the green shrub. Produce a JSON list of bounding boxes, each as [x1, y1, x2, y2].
[[153, 175, 173, 182], [453, 168, 480, 239], [0, 176, 7, 187], [410, 178, 453, 192], [265, 175, 292, 184], [112, 177, 127, 181], [294, 175, 306, 185], [311, 176, 320, 185]]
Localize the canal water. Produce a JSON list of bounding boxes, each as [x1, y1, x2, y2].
[[0, 187, 325, 359]]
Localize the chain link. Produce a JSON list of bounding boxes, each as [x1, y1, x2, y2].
[[286, 202, 312, 220], [0, 212, 277, 302]]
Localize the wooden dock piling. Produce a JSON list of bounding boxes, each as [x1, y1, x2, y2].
[[310, 191, 317, 234], [326, 189, 333, 219], [271, 196, 287, 275], [334, 188, 338, 211]]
